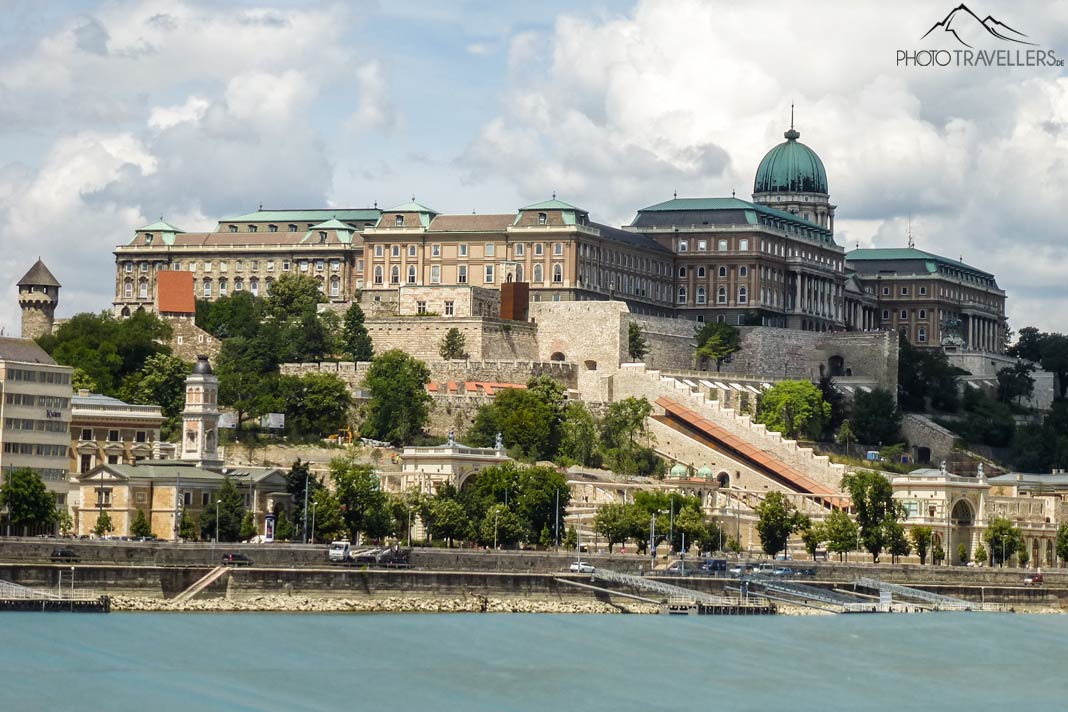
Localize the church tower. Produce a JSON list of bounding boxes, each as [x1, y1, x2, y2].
[[180, 355, 223, 469], [17, 259, 60, 340]]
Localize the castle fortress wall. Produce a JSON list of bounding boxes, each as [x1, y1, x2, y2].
[[364, 316, 538, 362]]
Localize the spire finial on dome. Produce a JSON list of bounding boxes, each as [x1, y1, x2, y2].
[[784, 103, 800, 140]]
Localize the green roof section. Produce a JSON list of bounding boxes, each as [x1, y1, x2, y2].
[[137, 219, 185, 233], [845, 248, 994, 278], [302, 218, 356, 244], [520, 198, 587, 213], [222, 208, 382, 223], [634, 196, 830, 236], [383, 201, 439, 214], [754, 127, 828, 195]]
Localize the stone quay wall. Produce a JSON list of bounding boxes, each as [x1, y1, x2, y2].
[[280, 360, 576, 393]]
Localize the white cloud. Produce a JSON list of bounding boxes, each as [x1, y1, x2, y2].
[[460, 0, 1068, 331], [147, 95, 209, 130], [345, 60, 397, 134]]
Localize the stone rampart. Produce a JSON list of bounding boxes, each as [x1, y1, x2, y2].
[[365, 316, 538, 361], [281, 360, 576, 392]]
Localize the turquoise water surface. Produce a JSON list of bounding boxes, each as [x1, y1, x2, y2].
[[1, 612, 1064, 711]]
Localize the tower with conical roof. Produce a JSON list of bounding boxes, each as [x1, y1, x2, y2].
[[17, 259, 61, 339], [752, 108, 836, 232], [180, 355, 223, 469]]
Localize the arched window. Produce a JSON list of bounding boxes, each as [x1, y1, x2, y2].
[[917, 326, 927, 343], [697, 266, 706, 278], [202, 279, 212, 298], [374, 266, 383, 285], [390, 266, 400, 284], [330, 276, 340, 297], [550, 351, 565, 362], [533, 264, 544, 283], [738, 286, 747, 304], [717, 287, 727, 304], [218, 279, 228, 296], [395, 215, 404, 226], [718, 266, 727, 278], [407, 265, 417, 284], [696, 287, 707, 304], [138, 279, 149, 298], [123, 280, 133, 298], [538, 212, 547, 225], [677, 286, 687, 304], [552, 263, 563, 283], [678, 266, 687, 278], [234, 278, 244, 292], [515, 264, 525, 282]]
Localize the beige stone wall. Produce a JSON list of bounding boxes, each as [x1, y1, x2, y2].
[[365, 316, 538, 361], [529, 301, 629, 400], [396, 285, 500, 317], [630, 314, 696, 370], [165, 316, 221, 361], [280, 359, 577, 394]]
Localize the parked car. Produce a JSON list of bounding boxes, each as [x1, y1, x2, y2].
[[772, 567, 794, 576], [569, 561, 595, 574], [1024, 572, 1043, 586], [796, 568, 817, 578], [50, 548, 80, 563], [221, 553, 253, 567]]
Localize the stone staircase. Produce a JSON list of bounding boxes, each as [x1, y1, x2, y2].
[[611, 364, 848, 494]]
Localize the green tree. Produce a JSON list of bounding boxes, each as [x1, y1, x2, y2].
[[56, 510, 74, 537], [263, 273, 325, 321], [198, 478, 245, 542], [0, 468, 57, 535], [627, 321, 649, 362], [897, 333, 964, 412], [429, 497, 470, 547], [37, 311, 172, 396], [196, 291, 263, 340], [673, 505, 710, 553], [956, 390, 1016, 448], [817, 373, 847, 440], [119, 353, 190, 438], [479, 504, 524, 548], [1057, 523, 1068, 566], [910, 526, 933, 565], [985, 516, 1024, 566], [284, 459, 325, 538], [835, 420, 855, 455], [274, 509, 295, 541], [439, 328, 468, 360], [178, 508, 198, 540], [850, 388, 902, 445], [278, 372, 353, 441], [340, 302, 374, 361], [932, 543, 945, 565], [1008, 326, 1045, 363], [216, 324, 284, 429], [841, 470, 901, 562], [93, 511, 114, 537], [539, 524, 553, 549], [996, 362, 1035, 405], [331, 458, 388, 543], [823, 509, 859, 561], [800, 524, 825, 560], [312, 489, 347, 543], [957, 542, 969, 565], [754, 491, 807, 558], [756, 380, 830, 441], [239, 511, 258, 541], [600, 397, 661, 478], [694, 322, 741, 372], [885, 521, 911, 564], [1038, 333, 1068, 400], [563, 526, 578, 551], [558, 402, 600, 467], [130, 509, 153, 538], [361, 350, 431, 444], [974, 542, 988, 566], [476, 388, 556, 461], [594, 504, 634, 553]]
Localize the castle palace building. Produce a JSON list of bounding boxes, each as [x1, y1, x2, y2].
[[111, 121, 1006, 352]]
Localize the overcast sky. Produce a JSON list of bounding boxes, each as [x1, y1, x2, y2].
[[1, 0, 1066, 337]]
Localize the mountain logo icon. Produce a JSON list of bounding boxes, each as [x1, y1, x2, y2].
[[921, 4, 1037, 48]]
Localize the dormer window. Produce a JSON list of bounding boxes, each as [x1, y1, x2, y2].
[[269, 224, 278, 232], [228, 225, 238, 233], [288, 224, 297, 232], [319, 231, 328, 243], [395, 215, 405, 227], [538, 212, 547, 225], [248, 225, 258, 232], [144, 234, 153, 244]]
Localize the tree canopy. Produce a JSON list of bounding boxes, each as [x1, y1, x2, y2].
[[841, 470, 901, 562], [340, 302, 374, 361], [755, 380, 830, 441], [850, 388, 902, 446], [198, 477, 245, 542], [694, 322, 741, 372], [360, 350, 431, 445], [439, 328, 468, 360], [0, 468, 57, 534], [627, 321, 649, 362], [754, 491, 807, 557]]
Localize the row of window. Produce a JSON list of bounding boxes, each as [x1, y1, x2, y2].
[[4, 369, 70, 385], [4, 418, 69, 433], [882, 285, 930, 297], [2, 464, 66, 481], [678, 286, 749, 305], [678, 237, 751, 253], [79, 428, 151, 442], [4, 393, 70, 408], [679, 265, 750, 279], [3, 442, 67, 456], [371, 242, 564, 259], [124, 259, 344, 275], [195, 275, 342, 299], [883, 308, 931, 321], [372, 263, 564, 286]]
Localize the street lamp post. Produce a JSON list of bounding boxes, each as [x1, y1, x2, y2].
[[215, 499, 221, 546], [311, 502, 318, 545], [649, 512, 657, 572], [302, 470, 310, 545], [555, 488, 560, 550]]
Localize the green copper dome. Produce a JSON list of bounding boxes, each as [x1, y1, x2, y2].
[[754, 127, 828, 195], [697, 465, 714, 479], [669, 463, 688, 478]]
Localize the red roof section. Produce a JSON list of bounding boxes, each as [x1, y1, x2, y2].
[[156, 271, 196, 314], [655, 397, 839, 498]]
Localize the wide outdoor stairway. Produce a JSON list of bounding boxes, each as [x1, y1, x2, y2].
[[613, 365, 848, 497]]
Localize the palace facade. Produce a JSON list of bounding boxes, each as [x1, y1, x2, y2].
[[112, 123, 1007, 352]]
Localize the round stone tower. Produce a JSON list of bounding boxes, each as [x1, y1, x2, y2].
[[180, 354, 223, 470], [17, 259, 61, 340], [752, 113, 836, 232]]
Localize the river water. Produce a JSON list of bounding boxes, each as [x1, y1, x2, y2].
[[2, 612, 1063, 711]]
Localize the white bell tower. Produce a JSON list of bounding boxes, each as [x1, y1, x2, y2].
[[180, 355, 223, 469]]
